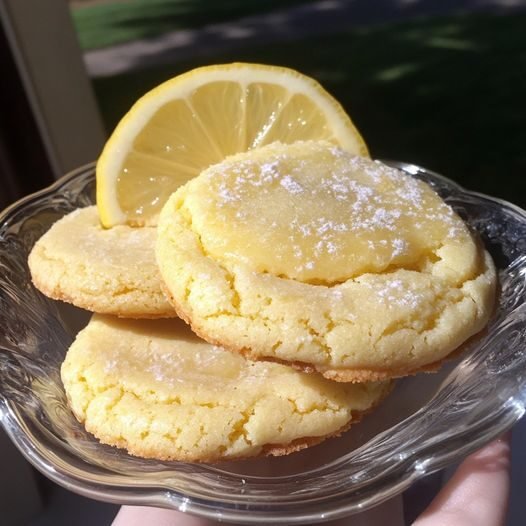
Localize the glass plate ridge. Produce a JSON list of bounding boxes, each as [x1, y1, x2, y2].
[[0, 161, 525, 524]]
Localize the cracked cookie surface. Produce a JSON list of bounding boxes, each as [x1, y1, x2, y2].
[[28, 206, 175, 318], [61, 315, 388, 462], [156, 141, 497, 381]]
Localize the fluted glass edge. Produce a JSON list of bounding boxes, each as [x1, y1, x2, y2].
[[0, 161, 525, 524]]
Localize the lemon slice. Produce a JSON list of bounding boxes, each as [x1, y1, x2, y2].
[[96, 62, 369, 227]]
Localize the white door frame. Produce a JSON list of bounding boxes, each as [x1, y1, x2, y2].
[[0, 0, 106, 178]]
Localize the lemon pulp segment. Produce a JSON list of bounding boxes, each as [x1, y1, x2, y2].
[[97, 63, 368, 227]]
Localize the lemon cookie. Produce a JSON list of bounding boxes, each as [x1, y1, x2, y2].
[[156, 140, 496, 382], [61, 314, 389, 462], [29, 207, 175, 318]]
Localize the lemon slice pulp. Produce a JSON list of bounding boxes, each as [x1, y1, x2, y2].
[[96, 63, 369, 227]]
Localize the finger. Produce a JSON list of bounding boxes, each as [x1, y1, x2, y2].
[[111, 506, 218, 526], [413, 434, 511, 526]]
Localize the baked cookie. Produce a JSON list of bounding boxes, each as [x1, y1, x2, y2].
[[29, 207, 175, 318], [156, 140, 496, 382], [61, 314, 389, 462]]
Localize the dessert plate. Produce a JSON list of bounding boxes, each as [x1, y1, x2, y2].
[[0, 162, 525, 524]]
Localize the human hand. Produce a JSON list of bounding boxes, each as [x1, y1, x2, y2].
[[111, 435, 510, 526], [413, 434, 510, 526]]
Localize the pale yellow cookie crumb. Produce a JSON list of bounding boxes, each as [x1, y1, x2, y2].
[[156, 141, 496, 381], [61, 315, 389, 462], [29, 207, 175, 318]]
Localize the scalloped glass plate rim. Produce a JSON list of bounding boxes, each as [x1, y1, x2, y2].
[[0, 161, 525, 524]]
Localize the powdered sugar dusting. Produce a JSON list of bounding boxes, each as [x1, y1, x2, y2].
[[365, 278, 425, 309], [141, 344, 246, 387], [392, 238, 408, 257], [196, 141, 470, 281], [280, 175, 304, 194], [104, 359, 118, 373]]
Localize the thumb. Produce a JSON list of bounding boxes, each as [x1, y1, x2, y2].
[[111, 506, 219, 526], [413, 434, 511, 526]]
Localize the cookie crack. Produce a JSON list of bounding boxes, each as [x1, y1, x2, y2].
[[179, 204, 242, 315], [81, 384, 125, 417], [79, 374, 233, 412], [227, 403, 257, 447], [372, 289, 468, 347], [287, 397, 338, 416], [299, 318, 332, 359]]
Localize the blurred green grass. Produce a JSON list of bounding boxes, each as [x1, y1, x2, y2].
[[91, 12, 526, 207], [72, 0, 309, 50]]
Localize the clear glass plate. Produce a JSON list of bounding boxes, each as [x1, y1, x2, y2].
[[0, 162, 525, 524]]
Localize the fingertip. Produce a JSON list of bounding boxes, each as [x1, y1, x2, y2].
[[413, 435, 511, 526], [111, 506, 218, 526]]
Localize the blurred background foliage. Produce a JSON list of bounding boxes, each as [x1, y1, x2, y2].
[[72, 1, 526, 207], [72, 0, 308, 50]]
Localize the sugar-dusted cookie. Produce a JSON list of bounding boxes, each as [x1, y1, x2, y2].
[[156, 140, 496, 382], [29, 207, 175, 318], [61, 315, 389, 462]]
